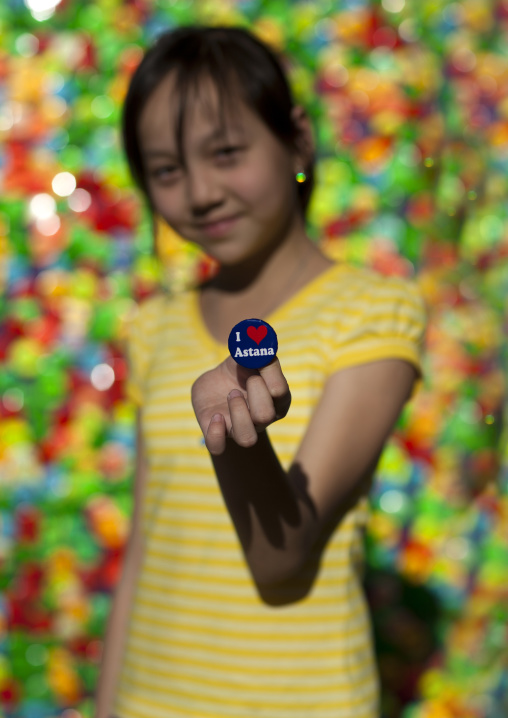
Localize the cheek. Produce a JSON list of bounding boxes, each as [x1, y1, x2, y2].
[[232, 153, 295, 216], [148, 184, 183, 223]]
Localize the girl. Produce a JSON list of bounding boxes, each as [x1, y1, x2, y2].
[[95, 25, 425, 718]]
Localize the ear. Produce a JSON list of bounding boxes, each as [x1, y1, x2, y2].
[[290, 105, 315, 171]]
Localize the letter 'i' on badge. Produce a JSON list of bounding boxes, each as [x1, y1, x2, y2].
[[228, 318, 278, 369]]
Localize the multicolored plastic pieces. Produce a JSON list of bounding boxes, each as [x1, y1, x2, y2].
[[1, 1, 508, 717]]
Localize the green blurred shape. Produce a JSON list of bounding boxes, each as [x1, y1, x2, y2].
[[88, 302, 120, 341], [67, 225, 113, 269], [9, 297, 41, 323]]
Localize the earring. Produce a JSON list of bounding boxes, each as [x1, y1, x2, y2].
[[295, 170, 307, 183]]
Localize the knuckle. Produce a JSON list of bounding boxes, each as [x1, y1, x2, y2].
[[254, 407, 276, 426], [246, 374, 262, 387], [208, 441, 225, 456], [237, 430, 258, 448], [270, 381, 289, 399]]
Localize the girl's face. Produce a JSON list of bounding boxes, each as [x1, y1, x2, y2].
[[138, 73, 303, 267]]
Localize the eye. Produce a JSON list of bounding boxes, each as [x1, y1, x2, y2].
[[149, 165, 180, 182], [152, 165, 177, 177], [214, 146, 243, 161]]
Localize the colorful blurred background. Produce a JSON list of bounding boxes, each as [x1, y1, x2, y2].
[[1, 0, 508, 717]]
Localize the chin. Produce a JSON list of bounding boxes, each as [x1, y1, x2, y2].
[[181, 228, 270, 268], [198, 240, 255, 267]]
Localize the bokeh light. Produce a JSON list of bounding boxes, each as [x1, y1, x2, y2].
[[52, 172, 77, 197]]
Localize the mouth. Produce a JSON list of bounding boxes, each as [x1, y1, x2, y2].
[[195, 214, 241, 237]]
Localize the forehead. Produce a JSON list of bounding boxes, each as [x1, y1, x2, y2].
[[138, 71, 248, 152]]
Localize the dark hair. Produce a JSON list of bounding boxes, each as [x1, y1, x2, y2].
[[121, 25, 315, 215]]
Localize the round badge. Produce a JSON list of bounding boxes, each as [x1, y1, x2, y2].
[[228, 318, 278, 369]]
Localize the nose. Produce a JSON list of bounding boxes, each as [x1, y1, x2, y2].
[[186, 165, 224, 218]]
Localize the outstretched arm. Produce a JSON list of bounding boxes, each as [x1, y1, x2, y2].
[[192, 356, 417, 586]]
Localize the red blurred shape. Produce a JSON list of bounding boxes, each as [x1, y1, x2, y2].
[[26, 312, 61, 345], [80, 549, 123, 592], [324, 208, 371, 238], [39, 424, 71, 463], [76, 172, 139, 232], [15, 505, 41, 543], [67, 635, 89, 658], [0, 678, 21, 710], [400, 436, 434, 465], [407, 193, 435, 227], [7, 561, 52, 630], [4, 141, 50, 194], [366, 9, 403, 49], [372, 26, 398, 49], [80, 36, 97, 70], [7, 598, 52, 631]]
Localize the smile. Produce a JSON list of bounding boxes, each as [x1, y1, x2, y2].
[[196, 215, 241, 237]]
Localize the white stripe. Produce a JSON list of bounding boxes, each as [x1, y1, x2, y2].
[[145, 531, 354, 555], [124, 648, 373, 685], [142, 521, 355, 547], [126, 628, 372, 672], [115, 683, 377, 718], [147, 435, 207, 450], [135, 588, 364, 621], [138, 572, 355, 600], [133, 598, 366, 637], [120, 659, 375, 702], [143, 552, 351, 581], [127, 617, 371, 656]]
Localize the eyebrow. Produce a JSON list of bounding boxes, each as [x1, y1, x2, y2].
[[143, 125, 243, 158]]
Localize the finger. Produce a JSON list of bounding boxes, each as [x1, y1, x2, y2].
[[205, 413, 227, 456], [258, 358, 291, 419], [227, 389, 258, 448], [224, 355, 257, 387], [245, 374, 276, 430]]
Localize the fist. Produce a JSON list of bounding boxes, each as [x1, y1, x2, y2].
[[191, 356, 291, 455]]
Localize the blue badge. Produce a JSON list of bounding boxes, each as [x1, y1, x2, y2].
[[228, 318, 278, 369]]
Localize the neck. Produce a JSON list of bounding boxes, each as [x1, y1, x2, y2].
[[211, 217, 311, 295], [198, 217, 334, 343]]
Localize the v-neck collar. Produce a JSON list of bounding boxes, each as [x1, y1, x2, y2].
[[188, 261, 345, 353]]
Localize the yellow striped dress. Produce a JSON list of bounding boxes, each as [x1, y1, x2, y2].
[[114, 261, 426, 718]]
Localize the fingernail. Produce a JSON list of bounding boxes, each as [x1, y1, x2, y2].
[[228, 390, 243, 400], [211, 413, 223, 422]]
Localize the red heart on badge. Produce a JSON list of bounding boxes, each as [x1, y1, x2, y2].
[[247, 325, 267, 345]]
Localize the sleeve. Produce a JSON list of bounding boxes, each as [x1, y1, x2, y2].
[[124, 294, 164, 406], [327, 275, 427, 388]]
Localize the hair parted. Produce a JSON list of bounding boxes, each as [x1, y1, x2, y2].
[[122, 25, 315, 215]]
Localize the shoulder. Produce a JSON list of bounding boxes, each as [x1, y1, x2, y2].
[[126, 292, 164, 343], [324, 263, 424, 305], [127, 288, 190, 334], [133, 290, 170, 321], [318, 263, 426, 327], [315, 265, 426, 377]]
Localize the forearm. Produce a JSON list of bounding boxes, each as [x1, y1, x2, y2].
[[94, 538, 143, 718], [196, 357, 412, 586], [211, 430, 320, 586]]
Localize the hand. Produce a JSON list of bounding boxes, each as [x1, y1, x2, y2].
[[191, 355, 291, 455]]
